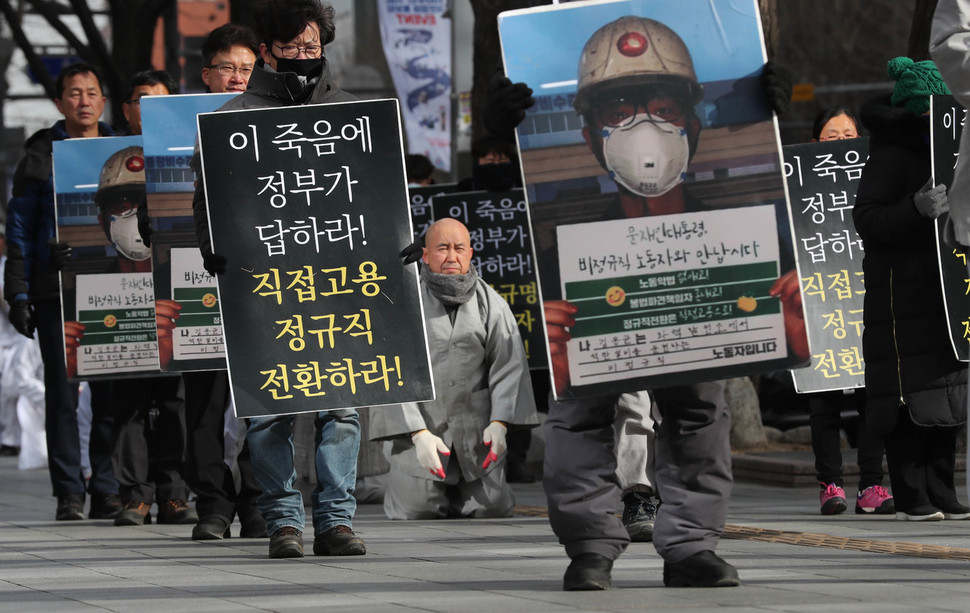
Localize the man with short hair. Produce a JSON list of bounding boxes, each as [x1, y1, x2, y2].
[[4, 62, 120, 521], [372, 218, 537, 519], [201, 23, 259, 94], [192, 0, 365, 560], [122, 69, 178, 135], [184, 22, 265, 542]]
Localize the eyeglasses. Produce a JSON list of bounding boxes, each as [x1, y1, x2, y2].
[[592, 90, 690, 128], [208, 64, 254, 77], [272, 42, 323, 59]]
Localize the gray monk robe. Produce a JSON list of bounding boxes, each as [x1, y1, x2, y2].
[[371, 267, 537, 519]]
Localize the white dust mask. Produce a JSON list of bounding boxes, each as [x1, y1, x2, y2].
[[602, 114, 689, 197], [109, 208, 151, 261]]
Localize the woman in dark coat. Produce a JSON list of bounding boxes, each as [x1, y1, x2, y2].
[[852, 57, 969, 521]]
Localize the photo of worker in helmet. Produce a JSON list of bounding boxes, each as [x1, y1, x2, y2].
[[497, 0, 803, 590], [139, 93, 236, 373], [500, 1, 806, 400], [51, 138, 179, 379]]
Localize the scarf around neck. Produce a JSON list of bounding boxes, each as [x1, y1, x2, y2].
[[422, 265, 479, 306]]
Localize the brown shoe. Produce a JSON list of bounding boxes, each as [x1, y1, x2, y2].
[[269, 526, 304, 558], [313, 525, 366, 556], [156, 499, 199, 525], [114, 501, 152, 526], [89, 493, 123, 520]]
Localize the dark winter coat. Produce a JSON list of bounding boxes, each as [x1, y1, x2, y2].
[[192, 59, 357, 255], [4, 120, 115, 304], [852, 93, 967, 437]]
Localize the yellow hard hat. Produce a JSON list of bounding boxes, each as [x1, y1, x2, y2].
[[574, 16, 702, 113]]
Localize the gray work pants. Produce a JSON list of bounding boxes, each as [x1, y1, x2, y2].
[[543, 380, 731, 564]]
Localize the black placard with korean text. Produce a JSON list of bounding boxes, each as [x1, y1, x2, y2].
[[409, 183, 459, 242], [432, 189, 545, 367], [197, 99, 435, 417], [931, 94, 970, 362], [784, 138, 869, 392]]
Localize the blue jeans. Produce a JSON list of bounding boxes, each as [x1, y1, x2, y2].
[[247, 409, 360, 536]]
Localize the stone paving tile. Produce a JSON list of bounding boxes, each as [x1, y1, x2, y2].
[[4, 456, 970, 611]]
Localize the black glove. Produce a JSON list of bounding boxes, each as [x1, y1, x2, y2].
[[399, 240, 423, 266], [9, 300, 35, 339], [202, 251, 227, 276], [47, 238, 72, 271], [137, 203, 153, 248], [762, 60, 793, 116], [483, 72, 535, 142]]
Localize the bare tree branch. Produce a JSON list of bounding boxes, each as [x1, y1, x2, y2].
[[0, 0, 56, 98], [23, 0, 96, 64]]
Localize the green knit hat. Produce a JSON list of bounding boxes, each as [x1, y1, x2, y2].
[[888, 57, 950, 115]]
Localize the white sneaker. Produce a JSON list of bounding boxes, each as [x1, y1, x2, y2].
[[895, 511, 944, 521]]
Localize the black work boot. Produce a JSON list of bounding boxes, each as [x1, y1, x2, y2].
[[663, 550, 740, 587], [192, 514, 232, 540], [56, 494, 85, 521], [563, 553, 613, 591], [621, 491, 659, 542]]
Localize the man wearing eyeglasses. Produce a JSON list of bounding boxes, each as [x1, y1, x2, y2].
[[201, 23, 259, 94], [191, 0, 363, 561], [183, 22, 265, 545]]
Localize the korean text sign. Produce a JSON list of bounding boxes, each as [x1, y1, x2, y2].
[[499, 0, 806, 399], [930, 94, 970, 362], [141, 93, 237, 372], [784, 138, 869, 391], [53, 135, 164, 380], [197, 99, 435, 417], [432, 190, 545, 367]]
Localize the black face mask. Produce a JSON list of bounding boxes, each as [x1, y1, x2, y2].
[[473, 162, 517, 192], [272, 54, 325, 80]]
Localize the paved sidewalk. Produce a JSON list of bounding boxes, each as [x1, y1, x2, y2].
[[2, 454, 970, 612]]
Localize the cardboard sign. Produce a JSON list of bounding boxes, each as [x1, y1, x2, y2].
[[432, 189, 545, 367], [408, 183, 459, 241], [140, 93, 237, 371], [197, 98, 435, 417], [499, 0, 806, 399], [930, 94, 970, 362], [53, 136, 167, 380], [784, 138, 869, 391]]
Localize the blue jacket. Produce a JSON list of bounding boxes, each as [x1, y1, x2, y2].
[[4, 120, 114, 303]]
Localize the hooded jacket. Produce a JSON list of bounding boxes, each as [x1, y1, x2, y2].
[[852, 93, 967, 436], [192, 58, 357, 254], [5, 120, 115, 303]]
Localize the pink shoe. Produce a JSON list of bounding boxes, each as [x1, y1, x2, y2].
[[819, 482, 847, 515], [855, 485, 895, 515]]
